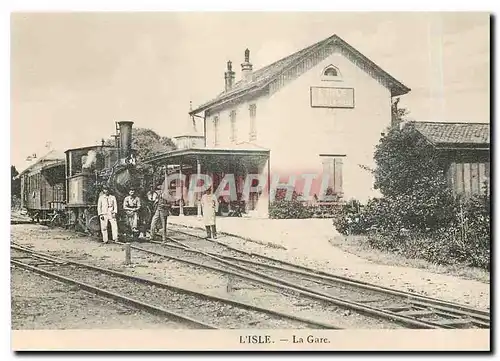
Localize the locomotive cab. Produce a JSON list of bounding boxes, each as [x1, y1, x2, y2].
[[65, 145, 117, 207]]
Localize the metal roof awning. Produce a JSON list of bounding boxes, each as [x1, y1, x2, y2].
[[143, 147, 270, 170]]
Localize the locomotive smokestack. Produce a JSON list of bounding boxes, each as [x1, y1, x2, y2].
[[117, 121, 134, 159]]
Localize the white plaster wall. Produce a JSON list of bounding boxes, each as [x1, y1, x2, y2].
[[205, 96, 271, 149], [203, 50, 396, 205], [263, 51, 393, 202]]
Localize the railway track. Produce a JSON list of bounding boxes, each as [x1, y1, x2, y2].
[[10, 243, 343, 330], [129, 229, 489, 330]]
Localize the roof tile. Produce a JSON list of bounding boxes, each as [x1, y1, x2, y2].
[[411, 121, 490, 146]]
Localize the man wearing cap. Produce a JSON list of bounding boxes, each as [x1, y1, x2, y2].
[[97, 185, 118, 243], [123, 188, 141, 235], [149, 184, 172, 241]]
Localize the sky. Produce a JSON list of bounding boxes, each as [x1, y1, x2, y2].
[[10, 12, 490, 170]]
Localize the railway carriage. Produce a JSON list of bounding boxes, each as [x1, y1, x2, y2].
[[19, 151, 66, 225]]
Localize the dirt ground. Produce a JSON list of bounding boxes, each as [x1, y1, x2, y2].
[[10, 266, 189, 330], [10, 220, 490, 331], [10, 224, 400, 329]]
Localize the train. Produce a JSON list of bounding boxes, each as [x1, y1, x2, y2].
[[19, 121, 155, 239]]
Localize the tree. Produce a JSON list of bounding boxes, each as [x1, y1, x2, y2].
[[11, 165, 21, 197], [130, 128, 176, 161], [372, 123, 456, 231], [105, 127, 177, 162]]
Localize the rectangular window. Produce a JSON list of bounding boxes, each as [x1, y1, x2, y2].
[[249, 104, 257, 141], [320, 155, 344, 197], [230, 110, 237, 143], [213, 116, 219, 146]]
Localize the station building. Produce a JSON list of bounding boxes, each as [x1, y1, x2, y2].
[[145, 34, 411, 218]]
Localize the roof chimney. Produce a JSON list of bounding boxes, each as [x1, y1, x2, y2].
[[224, 60, 235, 92], [241, 49, 253, 82]]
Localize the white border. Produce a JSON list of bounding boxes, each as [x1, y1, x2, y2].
[[2, 2, 496, 361]]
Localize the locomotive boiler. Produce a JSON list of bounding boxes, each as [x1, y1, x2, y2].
[[64, 121, 143, 236]]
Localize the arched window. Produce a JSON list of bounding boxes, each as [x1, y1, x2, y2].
[[324, 67, 338, 77], [322, 65, 342, 81]]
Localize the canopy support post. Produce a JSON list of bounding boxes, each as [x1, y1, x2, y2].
[[179, 159, 184, 216], [197, 157, 202, 219]]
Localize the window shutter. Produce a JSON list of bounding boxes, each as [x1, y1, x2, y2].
[[230, 110, 237, 142], [249, 104, 257, 141], [333, 158, 343, 193], [320, 155, 345, 198], [213, 116, 219, 146]]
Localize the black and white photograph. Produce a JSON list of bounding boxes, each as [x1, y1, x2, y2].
[[9, 10, 491, 351]]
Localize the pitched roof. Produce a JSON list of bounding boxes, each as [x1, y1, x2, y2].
[[190, 34, 411, 114], [18, 149, 66, 176], [410, 121, 490, 147]]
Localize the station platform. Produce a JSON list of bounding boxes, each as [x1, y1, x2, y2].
[[166, 215, 366, 266]]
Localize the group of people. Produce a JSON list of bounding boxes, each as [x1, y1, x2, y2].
[[96, 184, 219, 243], [96, 184, 171, 244]]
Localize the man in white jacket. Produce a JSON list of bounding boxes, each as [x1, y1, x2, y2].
[[97, 185, 118, 243]]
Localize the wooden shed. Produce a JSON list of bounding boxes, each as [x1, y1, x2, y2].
[[410, 121, 490, 197]]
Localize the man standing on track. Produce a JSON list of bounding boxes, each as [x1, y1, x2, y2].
[[97, 185, 118, 243], [201, 187, 219, 239], [149, 184, 171, 241]]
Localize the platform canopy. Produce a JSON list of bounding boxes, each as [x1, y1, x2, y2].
[[143, 146, 270, 172]]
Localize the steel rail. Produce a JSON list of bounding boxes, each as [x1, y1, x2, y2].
[[169, 228, 490, 319], [154, 239, 489, 327], [168, 236, 489, 329], [201, 249, 489, 328], [11, 243, 342, 330], [11, 258, 217, 329], [186, 246, 490, 325], [117, 242, 441, 328], [164, 237, 468, 329]]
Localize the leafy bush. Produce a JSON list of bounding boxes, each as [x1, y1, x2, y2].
[[333, 190, 491, 270], [332, 199, 369, 234], [374, 124, 449, 198], [269, 199, 314, 219], [268, 189, 312, 219], [366, 218, 490, 270]]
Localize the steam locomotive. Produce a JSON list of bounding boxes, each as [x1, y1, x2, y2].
[[19, 121, 153, 239]]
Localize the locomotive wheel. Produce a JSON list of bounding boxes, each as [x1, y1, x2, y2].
[[52, 212, 67, 228], [87, 215, 103, 238]]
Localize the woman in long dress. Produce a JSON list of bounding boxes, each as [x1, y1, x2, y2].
[[201, 187, 219, 239]]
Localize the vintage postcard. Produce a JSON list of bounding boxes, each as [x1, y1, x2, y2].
[[10, 10, 491, 352]]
